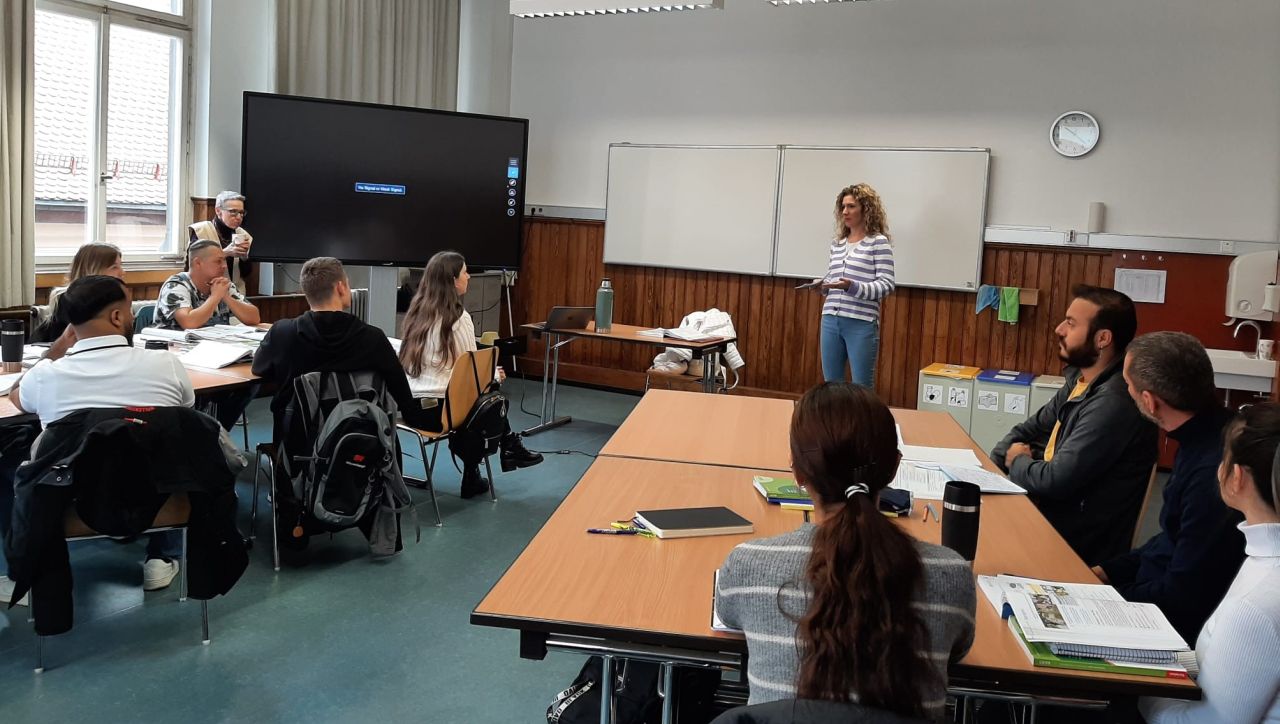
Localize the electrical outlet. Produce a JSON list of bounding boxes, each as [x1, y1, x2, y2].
[[1220, 240, 1235, 253]]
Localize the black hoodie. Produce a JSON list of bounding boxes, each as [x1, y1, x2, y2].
[[252, 310, 414, 424]]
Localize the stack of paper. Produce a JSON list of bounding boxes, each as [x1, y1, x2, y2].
[[180, 340, 255, 369], [978, 574, 1191, 677]]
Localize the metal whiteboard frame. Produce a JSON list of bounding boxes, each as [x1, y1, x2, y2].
[[602, 143, 783, 275], [774, 145, 991, 292]]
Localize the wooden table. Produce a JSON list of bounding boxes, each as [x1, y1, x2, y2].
[[185, 363, 258, 392], [599, 390, 1001, 474], [521, 321, 736, 436], [600, 389, 795, 471], [0, 363, 258, 422], [473, 398, 1198, 718]]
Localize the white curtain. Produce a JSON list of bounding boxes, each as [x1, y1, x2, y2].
[[276, 0, 459, 109], [0, 0, 35, 308]]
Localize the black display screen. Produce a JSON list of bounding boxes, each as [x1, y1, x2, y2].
[[240, 92, 527, 269]]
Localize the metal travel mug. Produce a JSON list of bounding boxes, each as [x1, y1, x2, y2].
[[941, 480, 981, 562], [1, 319, 23, 374]]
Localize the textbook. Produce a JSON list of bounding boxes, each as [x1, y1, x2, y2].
[[633, 507, 753, 539], [1008, 618, 1189, 679], [979, 575, 1190, 663], [140, 324, 265, 345], [751, 476, 811, 504]]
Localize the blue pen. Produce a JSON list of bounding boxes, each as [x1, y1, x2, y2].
[[587, 528, 641, 535]]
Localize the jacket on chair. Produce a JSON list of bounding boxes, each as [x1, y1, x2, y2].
[[4, 407, 249, 635]]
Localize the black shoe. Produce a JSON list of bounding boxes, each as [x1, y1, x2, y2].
[[460, 465, 491, 499], [500, 433, 544, 472]]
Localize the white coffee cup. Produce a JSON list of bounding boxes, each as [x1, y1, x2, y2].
[[1258, 339, 1274, 361]]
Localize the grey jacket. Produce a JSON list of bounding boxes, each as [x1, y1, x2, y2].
[[991, 358, 1158, 564]]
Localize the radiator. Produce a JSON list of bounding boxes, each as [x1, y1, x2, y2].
[[350, 287, 369, 322]]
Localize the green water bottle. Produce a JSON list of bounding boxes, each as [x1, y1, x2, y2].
[[595, 278, 614, 334]]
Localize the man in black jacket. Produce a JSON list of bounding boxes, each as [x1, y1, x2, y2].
[[1094, 332, 1244, 643], [251, 257, 414, 430], [992, 285, 1158, 564]]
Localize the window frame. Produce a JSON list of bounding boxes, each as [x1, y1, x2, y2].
[[34, 0, 192, 271]]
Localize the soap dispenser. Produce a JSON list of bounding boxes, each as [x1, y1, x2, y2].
[[1225, 249, 1278, 322]]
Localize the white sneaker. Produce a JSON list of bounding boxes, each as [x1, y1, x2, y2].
[[142, 559, 180, 591], [0, 575, 29, 607]]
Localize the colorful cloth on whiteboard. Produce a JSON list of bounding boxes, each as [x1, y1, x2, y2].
[[975, 285, 1001, 314], [998, 286, 1020, 324]]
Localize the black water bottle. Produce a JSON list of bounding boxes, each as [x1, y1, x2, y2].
[[941, 480, 982, 562], [1, 319, 23, 374]]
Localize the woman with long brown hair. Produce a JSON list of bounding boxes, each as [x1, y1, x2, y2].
[[716, 382, 975, 721], [810, 183, 895, 389], [32, 242, 124, 343], [400, 250, 541, 498]]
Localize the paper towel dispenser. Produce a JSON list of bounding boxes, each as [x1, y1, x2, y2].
[[1225, 249, 1278, 322]]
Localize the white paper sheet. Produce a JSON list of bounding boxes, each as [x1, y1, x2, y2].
[[180, 340, 254, 369], [940, 465, 1027, 495], [889, 461, 949, 500], [899, 444, 984, 468]]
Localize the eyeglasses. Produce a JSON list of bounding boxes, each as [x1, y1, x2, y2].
[[219, 208, 247, 217]]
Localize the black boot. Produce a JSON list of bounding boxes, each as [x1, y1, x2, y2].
[[500, 433, 544, 472], [460, 464, 491, 499]]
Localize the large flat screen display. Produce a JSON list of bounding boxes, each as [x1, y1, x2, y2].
[[241, 92, 527, 268]]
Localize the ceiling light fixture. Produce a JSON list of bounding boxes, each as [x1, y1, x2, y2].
[[511, 0, 724, 18]]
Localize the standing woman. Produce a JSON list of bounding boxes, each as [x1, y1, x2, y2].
[[31, 242, 124, 343], [1140, 403, 1280, 724], [399, 251, 542, 499], [814, 183, 895, 388]]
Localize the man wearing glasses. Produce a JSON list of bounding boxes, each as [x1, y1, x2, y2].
[[188, 190, 253, 288]]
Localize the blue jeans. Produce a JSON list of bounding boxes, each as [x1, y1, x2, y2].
[[820, 314, 879, 388]]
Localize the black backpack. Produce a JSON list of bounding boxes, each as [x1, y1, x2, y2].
[[547, 657, 722, 724], [280, 371, 412, 534], [444, 349, 509, 467]]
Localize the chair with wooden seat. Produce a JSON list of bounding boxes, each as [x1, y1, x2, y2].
[[34, 493, 207, 673], [396, 346, 501, 524]]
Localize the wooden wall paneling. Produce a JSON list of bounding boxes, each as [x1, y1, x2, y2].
[[512, 220, 1229, 409]]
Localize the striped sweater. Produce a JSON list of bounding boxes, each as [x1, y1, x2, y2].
[[821, 235, 896, 323], [715, 524, 976, 722]]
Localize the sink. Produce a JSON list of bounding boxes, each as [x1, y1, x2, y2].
[[1206, 348, 1277, 393]]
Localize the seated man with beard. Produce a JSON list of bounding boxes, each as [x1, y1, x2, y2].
[[991, 285, 1158, 564]]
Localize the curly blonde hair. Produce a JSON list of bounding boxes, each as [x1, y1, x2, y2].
[[833, 183, 889, 241]]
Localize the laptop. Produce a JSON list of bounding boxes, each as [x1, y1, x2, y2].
[[534, 306, 594, 332]]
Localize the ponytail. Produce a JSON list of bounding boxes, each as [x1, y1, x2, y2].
[[788, 383, 936, 718]]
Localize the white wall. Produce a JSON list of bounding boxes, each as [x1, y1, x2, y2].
[[191, 0, 274, 196], [458, 0, 513, 116], [511, 0, 1280, 242]]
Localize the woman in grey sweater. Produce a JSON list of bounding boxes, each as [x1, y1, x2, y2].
[[715, 382, 976, 722]]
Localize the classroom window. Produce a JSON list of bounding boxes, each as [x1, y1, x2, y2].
[[33, 1, 190, 264]]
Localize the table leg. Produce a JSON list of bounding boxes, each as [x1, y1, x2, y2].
[[599, 654, 615, 724], [524, 332, 573, 436], [660, 662, 675, 724]]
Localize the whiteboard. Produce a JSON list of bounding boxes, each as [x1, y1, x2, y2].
[[603, 145, 779, 275], [774, 148, 989, 291]]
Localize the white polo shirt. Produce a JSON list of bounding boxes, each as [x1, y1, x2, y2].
[[17, 335, 195, 427]]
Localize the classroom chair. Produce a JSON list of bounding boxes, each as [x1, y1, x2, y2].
[[32, 493, 207, 673], [396, 346, 502, 525], [711, 698, 928, 724]]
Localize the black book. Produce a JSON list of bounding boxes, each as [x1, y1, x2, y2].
[[634, 507, 754, 539]]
